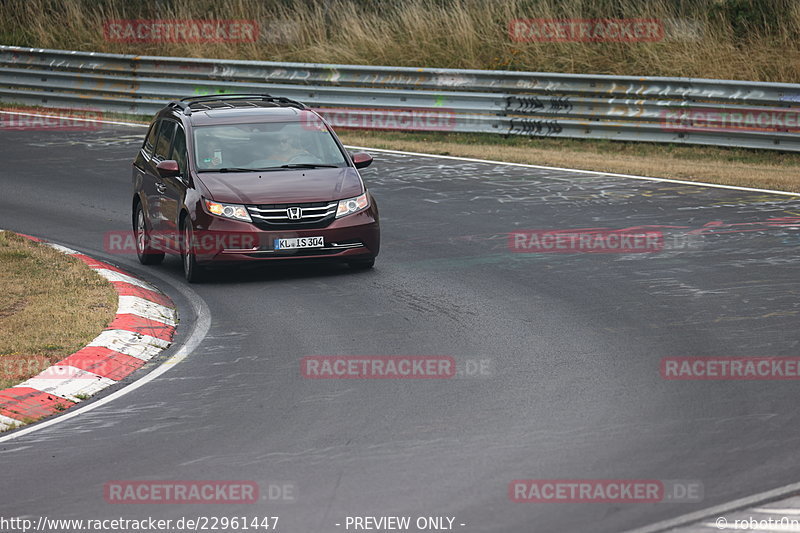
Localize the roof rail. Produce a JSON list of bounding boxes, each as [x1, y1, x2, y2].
[[167, 93, 307, 115], [167, 100, 192, 114]]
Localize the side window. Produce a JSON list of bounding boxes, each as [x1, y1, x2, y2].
[[154, 120, 177, 161], [170, 125, 188, 175], [143, 121, 160, 158]]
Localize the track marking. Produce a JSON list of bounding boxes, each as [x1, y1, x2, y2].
[[16, 366, 116, 402], [117, 295, 177, 326], [94, 268, 153, 290], [86, 329, 170, 359]]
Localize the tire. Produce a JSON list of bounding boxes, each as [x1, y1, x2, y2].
[[134, 203, 165, 265], [181, 220, 207, 283], [348, 257, 375, 270]]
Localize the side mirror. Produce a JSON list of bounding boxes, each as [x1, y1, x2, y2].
[[156, 160, 181, 178], [351, 152, 373, 169]]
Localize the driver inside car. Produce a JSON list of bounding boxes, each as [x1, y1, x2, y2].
[[197, 138, 224, 169], [278, 137, 321, 164]]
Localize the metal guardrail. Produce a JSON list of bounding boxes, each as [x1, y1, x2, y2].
[[1, 45, 799, 151]]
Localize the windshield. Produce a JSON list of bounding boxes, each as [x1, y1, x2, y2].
[[193, 121, 347, 172]]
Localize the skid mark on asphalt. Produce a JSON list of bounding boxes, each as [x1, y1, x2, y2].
[[386, 285, 478, 325], [298, 390, 355, 404]]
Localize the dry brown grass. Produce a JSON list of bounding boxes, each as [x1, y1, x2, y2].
[[1, 0, 799, 82], [338, 130, 800, 193], [0, 232, 117, 389]]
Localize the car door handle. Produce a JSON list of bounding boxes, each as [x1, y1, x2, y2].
[[155, 183, 166, 194]]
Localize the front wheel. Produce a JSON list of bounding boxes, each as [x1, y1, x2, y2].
[[134, 203, 164, 265], [181, 221, 206, 283]]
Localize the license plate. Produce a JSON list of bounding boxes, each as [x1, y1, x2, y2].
[[274, 236, 324, 250]]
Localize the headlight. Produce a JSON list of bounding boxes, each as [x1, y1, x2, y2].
[[336, 193, 369, 218], [204, 198, 252, 222]]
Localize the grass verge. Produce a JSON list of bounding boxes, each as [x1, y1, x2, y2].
[[0, 232, 117, 390]]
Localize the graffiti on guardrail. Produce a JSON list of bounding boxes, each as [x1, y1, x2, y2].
[[508, 119, 563, 136], [549, 96, 574, 111], [507, 96, 544, 112], [1, 46, 797, 151], [506, 96, 573, 114]]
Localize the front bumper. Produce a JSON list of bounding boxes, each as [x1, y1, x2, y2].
[[190, 207, 380, 265]]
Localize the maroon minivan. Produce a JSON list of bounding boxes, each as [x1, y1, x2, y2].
[[132, 94, 380, 282]]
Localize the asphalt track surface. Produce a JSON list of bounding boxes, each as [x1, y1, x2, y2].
[[1, 124, 800, 533]]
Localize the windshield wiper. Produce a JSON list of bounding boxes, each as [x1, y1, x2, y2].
[[199, 164, 338, 173], [279, 164, 338, 169], [197, 167, 263, 173]]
